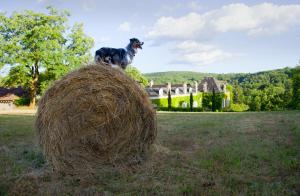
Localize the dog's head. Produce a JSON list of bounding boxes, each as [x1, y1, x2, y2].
[[130, 38, 144, 49]]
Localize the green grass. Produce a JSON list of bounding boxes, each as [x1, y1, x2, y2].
[[0, 112, 300, 195]]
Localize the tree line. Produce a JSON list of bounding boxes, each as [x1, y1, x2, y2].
[[220, 67, 300, 111], [146, 66, 300, 111]]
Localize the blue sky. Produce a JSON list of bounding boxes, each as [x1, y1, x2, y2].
[[1, 0, 300, 73]]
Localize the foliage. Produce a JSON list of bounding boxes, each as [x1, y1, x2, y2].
[[212, 89, 216, 112], [292, 66, 300, 109], [14, 97, 30, 106], [167, 90, 171, 110], [190, 93, 193, 111], [225, 84, 233, 102], [156, 107, 203, 112], [0, 7, 94, 107], [144, 71, 217, 84], [125, 66, 148, 87], [151, 93, 202, 109], [202, 92, 223, 111], [227, 68, 293, 111], [229, 103, 249, 112]]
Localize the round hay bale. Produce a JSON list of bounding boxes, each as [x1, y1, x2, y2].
[[35, 64, 157, 173]]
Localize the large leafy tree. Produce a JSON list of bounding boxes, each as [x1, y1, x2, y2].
[[292, 66, 300, 109], [0, 7, 94, 107], [125, 65, 149, 87]]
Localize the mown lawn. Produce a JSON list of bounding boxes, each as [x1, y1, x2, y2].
[[0, 111, 300, 195]]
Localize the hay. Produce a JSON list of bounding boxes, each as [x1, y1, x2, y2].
[[35, 64, 157, 174]]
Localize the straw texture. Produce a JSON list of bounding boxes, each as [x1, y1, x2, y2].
[[35, 64, 157, 174]]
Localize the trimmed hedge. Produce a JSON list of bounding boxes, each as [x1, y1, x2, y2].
[[151, 93, 203, 108], [14, 97, 30, 106], [228, 103, 249, 112], [151, 92, 226, 111]]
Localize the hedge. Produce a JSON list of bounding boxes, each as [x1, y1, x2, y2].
[[151, 93, 203, 108], [151, 92, 227, 111]]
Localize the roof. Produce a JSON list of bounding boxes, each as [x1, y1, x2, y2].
[[171, 84, 185, 88], [150, 84, 166, 88], [0, 87, 27, 101], [0, 93, 20, 101], [198, 77, 226, 93]]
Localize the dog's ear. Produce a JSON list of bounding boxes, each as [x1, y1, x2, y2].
[[130, 38, 134, 42]]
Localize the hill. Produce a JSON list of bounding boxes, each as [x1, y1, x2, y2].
[[144, 71, 219, 84], [144, 66, 299, 111], [144, 67, 295, 84]]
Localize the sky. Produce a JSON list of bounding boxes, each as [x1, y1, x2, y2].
[[1, 0, 300, 74]]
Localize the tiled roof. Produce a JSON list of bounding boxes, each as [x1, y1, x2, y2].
[[0, 93, 20, 101], [198, 77, 226, 93], [0, 87, 27, 101]]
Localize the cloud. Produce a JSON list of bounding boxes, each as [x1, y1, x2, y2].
[[118, 22, 131, 32], [147, 13, 206, 40], [147, 3, 300, 40], [171, 41, 233, 65], [209, 3, 300, 36]]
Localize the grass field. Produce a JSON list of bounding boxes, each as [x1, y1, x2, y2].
[[0, 111, 300, 195]]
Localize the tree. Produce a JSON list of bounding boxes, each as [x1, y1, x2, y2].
[[168, 90, 172, 110], [125, 66, 148, 87], [233, 86, 244, 103], [0, 7, 94, 108], [292, 66, 300, 109], [190, 92, 193, 111], [212, 88, 216, 112]]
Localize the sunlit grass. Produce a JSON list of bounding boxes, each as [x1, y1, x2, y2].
[[0, 112, 299, 195]]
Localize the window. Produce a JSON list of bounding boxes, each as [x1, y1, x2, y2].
[[159, 88, 164, 96]]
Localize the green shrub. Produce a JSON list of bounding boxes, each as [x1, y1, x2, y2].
[[156, 107, 203, 112], [229, 103, 249, 112], [202, 92, 224, 111], [14, 97, 30, 106], [151, 93, 203, 108]]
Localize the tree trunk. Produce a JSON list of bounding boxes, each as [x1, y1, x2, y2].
[[29, 88, 36, 108], [29, 60, 39, 109]]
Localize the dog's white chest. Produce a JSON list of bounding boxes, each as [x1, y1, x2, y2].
[[126, 54, 132, 64]]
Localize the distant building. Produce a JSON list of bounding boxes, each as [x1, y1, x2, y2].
[[146, 82, 196, 98], [0, 87, 27, 110], [198, 77, 227, 93], [145, 77, 230, 110]]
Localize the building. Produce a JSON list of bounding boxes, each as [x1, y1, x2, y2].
[[145, 77, 230, 110], [0, 87, 27, 110]]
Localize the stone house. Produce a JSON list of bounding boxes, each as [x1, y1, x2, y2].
[[0, 87, 27, 110], [145, 77, 230, 109]]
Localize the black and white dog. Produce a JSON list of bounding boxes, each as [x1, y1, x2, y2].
[[95, 38, 144, 70]]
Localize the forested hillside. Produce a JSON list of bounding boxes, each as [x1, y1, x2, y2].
[[145, 66, 300, 111]]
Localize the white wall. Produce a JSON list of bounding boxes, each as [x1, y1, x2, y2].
[[0, 102, 16, 110]]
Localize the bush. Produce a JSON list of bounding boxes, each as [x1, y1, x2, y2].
[[156, 107, 203, 112], [229, 103, 249, 112], [14, 97, 30, 106]]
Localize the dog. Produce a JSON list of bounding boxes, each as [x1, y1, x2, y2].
[[95, 38, 144, 69]]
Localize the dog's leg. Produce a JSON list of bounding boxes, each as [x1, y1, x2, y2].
[[95, 55, 101, 63]]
